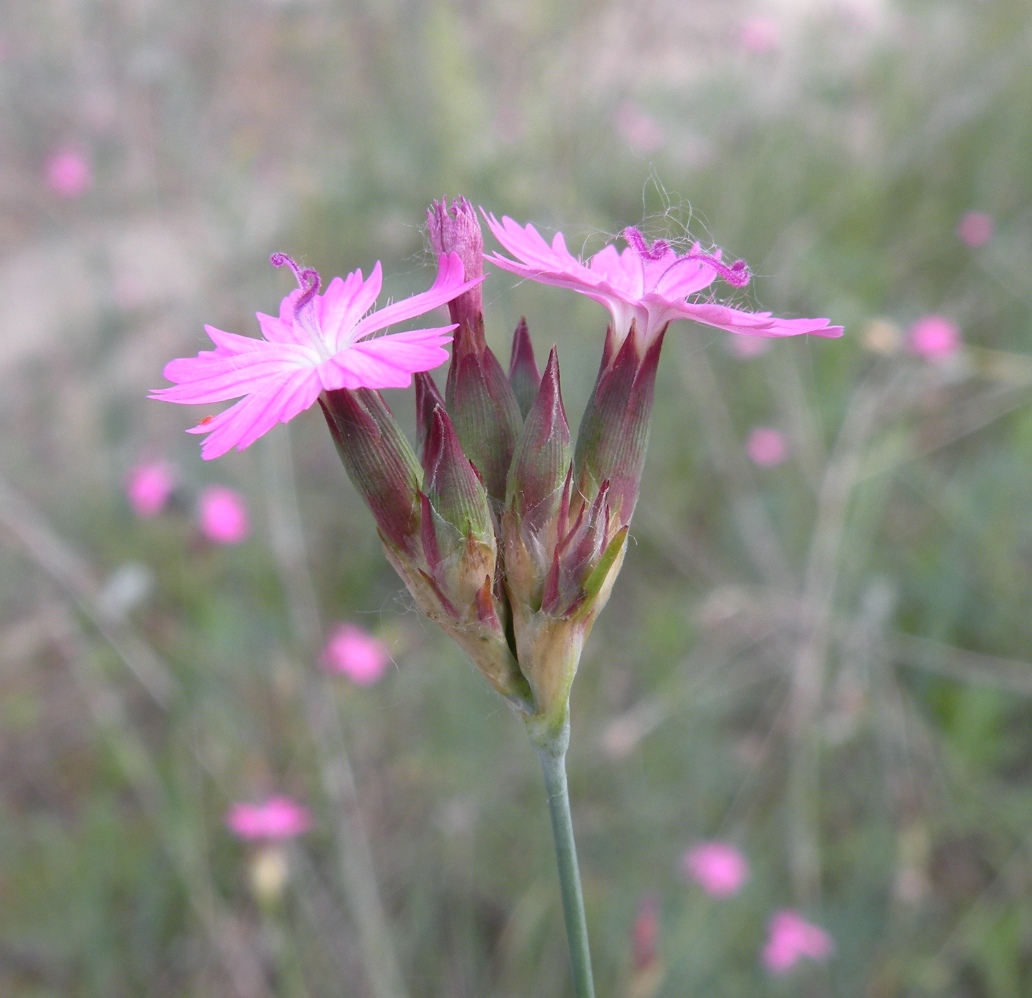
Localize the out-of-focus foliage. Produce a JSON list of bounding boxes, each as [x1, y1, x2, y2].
[[1, 0, 1031, 995]]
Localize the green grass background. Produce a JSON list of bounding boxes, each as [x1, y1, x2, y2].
[[1, 0, 1031, 994]]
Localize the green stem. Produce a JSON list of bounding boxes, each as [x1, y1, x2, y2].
[[534, 719, 596, 998]]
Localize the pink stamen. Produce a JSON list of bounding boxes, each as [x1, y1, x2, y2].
[[685, 250, 750, 287], [270, 252, 327, 353], [623, 227, 669, 261], [623, 228, 750, 288], [271, 252, 321, 318]]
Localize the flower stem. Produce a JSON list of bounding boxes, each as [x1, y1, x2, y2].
[[533, 718, 595, 998]]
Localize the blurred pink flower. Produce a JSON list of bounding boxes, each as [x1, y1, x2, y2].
[[681, 841, 750, 898], [762, 909, 834, 975], [728, 334, 771, 359], [321, 623, 392, 685], [225, 796, 313, 841], [152, 252, 480, 459], [483, 213, 843, 348], [906, 314, 961, 361], [631, 893, 661, 972], [739, 15, 781, 54], [746, 427, 788, 468], [45, 146, 92, 198], [198, 485, 250, 544], [125, 460, 176, 518], [956, 211, 993, 248], [613, 100, 665, 156]]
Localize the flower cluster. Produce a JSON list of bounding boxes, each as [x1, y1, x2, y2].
[[155, 198, 840, 739], [678, 841, 834, 976]]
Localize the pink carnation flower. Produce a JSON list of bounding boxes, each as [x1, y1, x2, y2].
[[321, 623, 392, 686], [482, 213, 843, 347], [728, 333, 771, 359], [956, 211, 993, 248], [125, 460, 176, 517], [46, 146, 92, 198], [613, 100, 665, 156], [198, 485, 250, 544], [746, 427, 788, 468], [225, 796, 313, 841], [739, 15, 781, 54], [906, 314, 961, 361], [631, 893, 661, 972], [681, 841, 750, 898], [152, 252, 480, 459], [762, 909, 835, 975]]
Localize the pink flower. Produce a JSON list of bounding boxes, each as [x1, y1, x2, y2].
[[906, 314, 961, 361], [762, 909, 834, 975], [681, 842, 750, 898], [45, 146, 92, 198], [151, 252, 480, 459], [225, 796, 313, 841], [956, 211, 993, 248], [728, 334, 771, 359], [631, 893, 661, 973], [483, 213, 843, 347], [198, 485, 250, 544], [125, 460, 176, 517], [739, 15, 781, 54], [746, 427, 788, 468], [321, 623, 392, 685], [613, 100, 665, 156]]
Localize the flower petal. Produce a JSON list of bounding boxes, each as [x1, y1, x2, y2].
[[153, 341, 319, 405], [484, 210, 843, 344], [320, 326, 454, 391], [188, 367, 322, 459], [349, 254, 477, 343], [672, 300, 844, 338], [320, 266, 382, 347]]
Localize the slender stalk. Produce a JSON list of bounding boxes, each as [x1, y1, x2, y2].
[[533, 719, 595, 998], [262, 432, 411, 998]]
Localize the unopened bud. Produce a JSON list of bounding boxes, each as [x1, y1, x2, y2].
[[508, 318, 541, 418], [423, 405, 494, 548], [445, 323, 524, 502], [506, 347, 571, 536], [574, 321, 665, 526], [414, 371, 447, 462], [319, 388, 422, 556], [427, 197, 484, 332]]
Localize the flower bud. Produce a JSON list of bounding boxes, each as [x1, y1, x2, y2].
[[574, 321, 665, 527], [414, 371, 447, 462], [506, 347, 571, 535], [542, 482, 628, 620], [445, 322, 524, 502], [422, 405, 495, 553], [427, 197, 484, 332], [508, 317, 541, 418], [319, 388, 422, 557], [503, 347, 574, 618]]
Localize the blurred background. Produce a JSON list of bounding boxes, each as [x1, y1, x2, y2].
[[2, 0, 1031, 994]]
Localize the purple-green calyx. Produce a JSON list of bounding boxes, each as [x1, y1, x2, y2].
[[314, 202, 662, 734], [318, 198, 839, 739], [316, 204, 659, 736]]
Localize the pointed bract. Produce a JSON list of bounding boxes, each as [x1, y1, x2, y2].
[[423, 406, 494, 545], [319, 389, 422, 557], [446, 323, 524, 502], [575, 322, 665, 526], [414, 371, 447, 465], [508, 318, 541, 418], [506, 348, 572, 535]]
